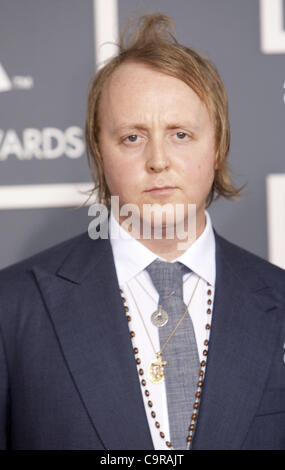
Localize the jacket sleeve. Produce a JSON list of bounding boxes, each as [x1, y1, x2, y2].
[[0, 325, 9, 449]]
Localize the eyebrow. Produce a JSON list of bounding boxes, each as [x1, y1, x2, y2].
[[112, 121, 200, 134], [112, 124, 148, 133]]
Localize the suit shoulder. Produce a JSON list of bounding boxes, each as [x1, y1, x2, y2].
[[216, 233, 285, 284], [0, 232, 89, 283], [0, 232, 111, 335]]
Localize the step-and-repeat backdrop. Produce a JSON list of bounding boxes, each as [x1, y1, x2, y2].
[[0, 0, 284, 269]]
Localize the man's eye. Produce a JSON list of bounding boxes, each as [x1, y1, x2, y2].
[[176, 132, 187, 139], [126, 135, 138, 142]]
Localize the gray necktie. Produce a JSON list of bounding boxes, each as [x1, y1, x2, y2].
[[146, 259, 200, 450]]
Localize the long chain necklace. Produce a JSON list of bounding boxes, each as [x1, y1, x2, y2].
[[119, 281, 214, 450], [127, 277, 200, 384]]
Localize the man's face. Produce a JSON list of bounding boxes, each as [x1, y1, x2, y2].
[[98, 62, 217, 234]]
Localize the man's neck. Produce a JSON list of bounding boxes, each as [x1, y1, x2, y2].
[[118, 214, 207, 261]]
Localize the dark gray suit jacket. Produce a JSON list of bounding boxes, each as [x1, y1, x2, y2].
[[0, 231, 285, 449]]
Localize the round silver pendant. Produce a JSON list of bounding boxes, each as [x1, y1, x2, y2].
[[151, 305, 168, 327]]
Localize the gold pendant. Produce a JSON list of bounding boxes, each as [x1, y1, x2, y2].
[[148, 353, 167, 383]]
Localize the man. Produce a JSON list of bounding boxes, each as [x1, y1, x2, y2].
[[0, 13, 285, 450]]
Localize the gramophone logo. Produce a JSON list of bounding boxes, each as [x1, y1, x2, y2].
[[0, 62, 34, 93], [0, 63, 12, 92]]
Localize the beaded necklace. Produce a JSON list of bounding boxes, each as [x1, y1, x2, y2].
[[119, 280, 214, 450]]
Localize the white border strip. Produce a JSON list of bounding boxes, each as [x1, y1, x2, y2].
[[0, 183, 95, 209], [94, 0, 119, 70], [260, 0, 285, 53], [266, 173, 285, 269]]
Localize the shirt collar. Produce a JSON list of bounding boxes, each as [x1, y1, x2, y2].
[[109, 210, 216, 287], [175, 211, 216, 286]]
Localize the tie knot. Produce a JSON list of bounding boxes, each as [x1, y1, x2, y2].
[[146, 259, 189, 300]]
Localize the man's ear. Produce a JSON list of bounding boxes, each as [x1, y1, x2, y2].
[[214, 150, 219, 170]]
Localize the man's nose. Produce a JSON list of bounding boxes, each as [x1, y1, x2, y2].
[[145, 139, 170, 173]]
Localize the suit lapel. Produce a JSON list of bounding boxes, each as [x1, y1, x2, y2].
[[193, 234, 281, 449], [33, 235, 153, 450]]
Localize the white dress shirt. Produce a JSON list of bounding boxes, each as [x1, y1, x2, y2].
[[109, 211, 216, 450]]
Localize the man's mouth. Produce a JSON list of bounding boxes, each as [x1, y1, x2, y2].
[[144, 186, 177, 194]]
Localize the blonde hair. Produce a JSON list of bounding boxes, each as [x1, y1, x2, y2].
[[85, 13, 243, 208]]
